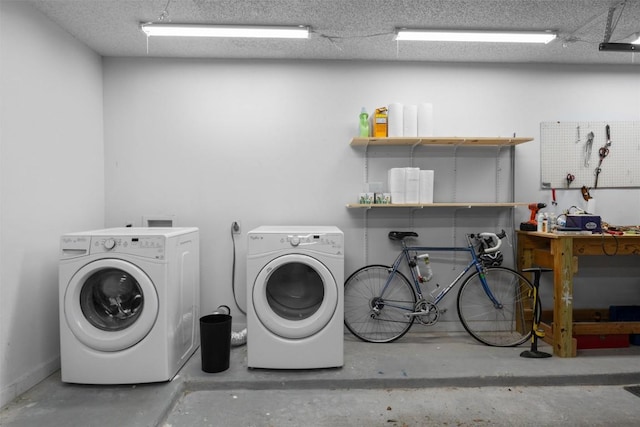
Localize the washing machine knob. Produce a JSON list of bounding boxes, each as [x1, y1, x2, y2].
[[103, 238, 116, 250], [290, 236, 300, 246]]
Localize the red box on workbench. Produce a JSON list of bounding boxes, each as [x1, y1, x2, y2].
[[575, 334, 629, 349]]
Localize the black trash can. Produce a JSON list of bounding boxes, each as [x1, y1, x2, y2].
[[199, 313, 232, 373]]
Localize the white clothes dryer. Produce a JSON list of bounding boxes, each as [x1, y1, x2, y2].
[[58, 227, 199, 384], [246, 226, 344, 369]]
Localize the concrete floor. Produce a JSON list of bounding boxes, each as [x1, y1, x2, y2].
[[2, 331, 640, 426]]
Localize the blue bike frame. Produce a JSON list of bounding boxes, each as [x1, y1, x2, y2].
[[381, 234, 502, 310]]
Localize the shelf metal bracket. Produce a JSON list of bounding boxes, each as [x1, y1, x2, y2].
[[452, 144, 460, 203], [409, 139, 423, 168], [363, 143, 370, 185], [495, 145, 503, 203], [363, 207, 369, 264]]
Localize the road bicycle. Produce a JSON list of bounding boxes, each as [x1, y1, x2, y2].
[[343, 230, 537, 346]]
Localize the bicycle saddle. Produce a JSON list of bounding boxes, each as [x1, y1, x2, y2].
[[388, 231, 419, 241]]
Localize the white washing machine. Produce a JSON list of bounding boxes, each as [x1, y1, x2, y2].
[[58, 227, 199, 384], [247, 226, 344, 369]]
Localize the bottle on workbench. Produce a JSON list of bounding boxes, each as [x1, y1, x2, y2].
[[537, 212, 544, 232], [548, 213, 557, 231]]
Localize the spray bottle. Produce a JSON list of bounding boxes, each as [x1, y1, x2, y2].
[[359, 107, 369, 137]]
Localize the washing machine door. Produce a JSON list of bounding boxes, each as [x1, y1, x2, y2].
[[252, 254, 338, 339], [64, 259, 159, 352]]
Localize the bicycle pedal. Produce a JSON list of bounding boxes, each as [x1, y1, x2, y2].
[[439, 308, 448, 314]]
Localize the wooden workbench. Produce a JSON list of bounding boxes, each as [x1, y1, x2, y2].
[[517, 231, 640, 357]]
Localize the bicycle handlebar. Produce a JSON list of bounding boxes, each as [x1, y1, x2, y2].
[[476, 229, 506, 253]]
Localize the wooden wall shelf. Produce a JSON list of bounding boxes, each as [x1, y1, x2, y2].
[[350, 136, 533, 147], [346, 202, 529, 209]]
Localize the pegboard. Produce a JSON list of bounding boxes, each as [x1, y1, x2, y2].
[[540, 121, 640, 189]]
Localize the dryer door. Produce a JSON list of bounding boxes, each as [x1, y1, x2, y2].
[[63, 259, 159, 352], [252, 254, 338, 339]]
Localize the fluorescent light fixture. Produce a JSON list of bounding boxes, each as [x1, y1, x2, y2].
[[599, 43, 637, 52], [140, 23, 309, 39], [599, 33, 640, 51], [396, 29, 556, 44]]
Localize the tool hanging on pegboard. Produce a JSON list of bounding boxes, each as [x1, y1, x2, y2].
[[583, 131, 594, 167], [593, 124, 612, 188], [540, 121, 639, 189]]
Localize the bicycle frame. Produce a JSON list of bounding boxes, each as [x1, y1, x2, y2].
[[380, 234, 502, 311]]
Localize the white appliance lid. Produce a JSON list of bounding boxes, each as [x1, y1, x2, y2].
[[63, 227, 198, 238], [249, 226, 342, 234]]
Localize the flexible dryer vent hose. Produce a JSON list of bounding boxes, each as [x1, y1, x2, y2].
[[213, 305, 247, 347], [230, 328, 248, 347]]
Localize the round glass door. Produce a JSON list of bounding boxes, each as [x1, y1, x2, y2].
[[266, 262, 324, 321], [79, 268, 144, 331], [64, 259, 159, 352], [252, 254, 338, 339]]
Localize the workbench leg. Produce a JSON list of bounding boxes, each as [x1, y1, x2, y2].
[[516, 236, 534, 334], [517, 235, 534, 280], [552, 237, 576, 357]]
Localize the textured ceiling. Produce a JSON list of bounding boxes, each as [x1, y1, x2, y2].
[[24, 0, 640, 65]]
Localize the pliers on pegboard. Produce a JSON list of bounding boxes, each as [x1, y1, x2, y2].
[[593, 125, 612, 189]]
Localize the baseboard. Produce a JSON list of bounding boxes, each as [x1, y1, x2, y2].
[[1, 356, 60, 410]]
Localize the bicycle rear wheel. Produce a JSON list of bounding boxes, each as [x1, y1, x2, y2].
[[457, 267, 536, 347], [344, 265, 417, 343]]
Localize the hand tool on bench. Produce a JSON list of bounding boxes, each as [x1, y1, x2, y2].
[[519, 202, 546, 231]]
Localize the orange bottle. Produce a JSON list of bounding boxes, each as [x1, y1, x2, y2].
[[372, 107, 388, 137]]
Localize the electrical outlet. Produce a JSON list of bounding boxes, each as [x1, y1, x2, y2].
[[232, 221, 241, 234]]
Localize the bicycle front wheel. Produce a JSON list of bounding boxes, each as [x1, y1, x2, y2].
[[344, 265, 417, 343], [457, 267, 536, 347]]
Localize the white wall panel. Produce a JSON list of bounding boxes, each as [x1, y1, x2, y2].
[[103, 59, 640, 329], [0, 1, 104, 408]]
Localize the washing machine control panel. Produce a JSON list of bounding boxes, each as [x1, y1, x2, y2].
[[103, 238, 117, 250], [89, 236, 166, 259]]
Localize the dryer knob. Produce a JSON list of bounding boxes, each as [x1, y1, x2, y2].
[[104, 238, 116, 250], [290, 236, 300, 246]]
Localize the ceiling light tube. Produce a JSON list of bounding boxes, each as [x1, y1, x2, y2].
[[140, 23, 309, 39], [396, 29, 556, 44]]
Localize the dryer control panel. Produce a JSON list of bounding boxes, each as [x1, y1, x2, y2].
[[248, 230, 343, 256], [285, 234, 338, 247]]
